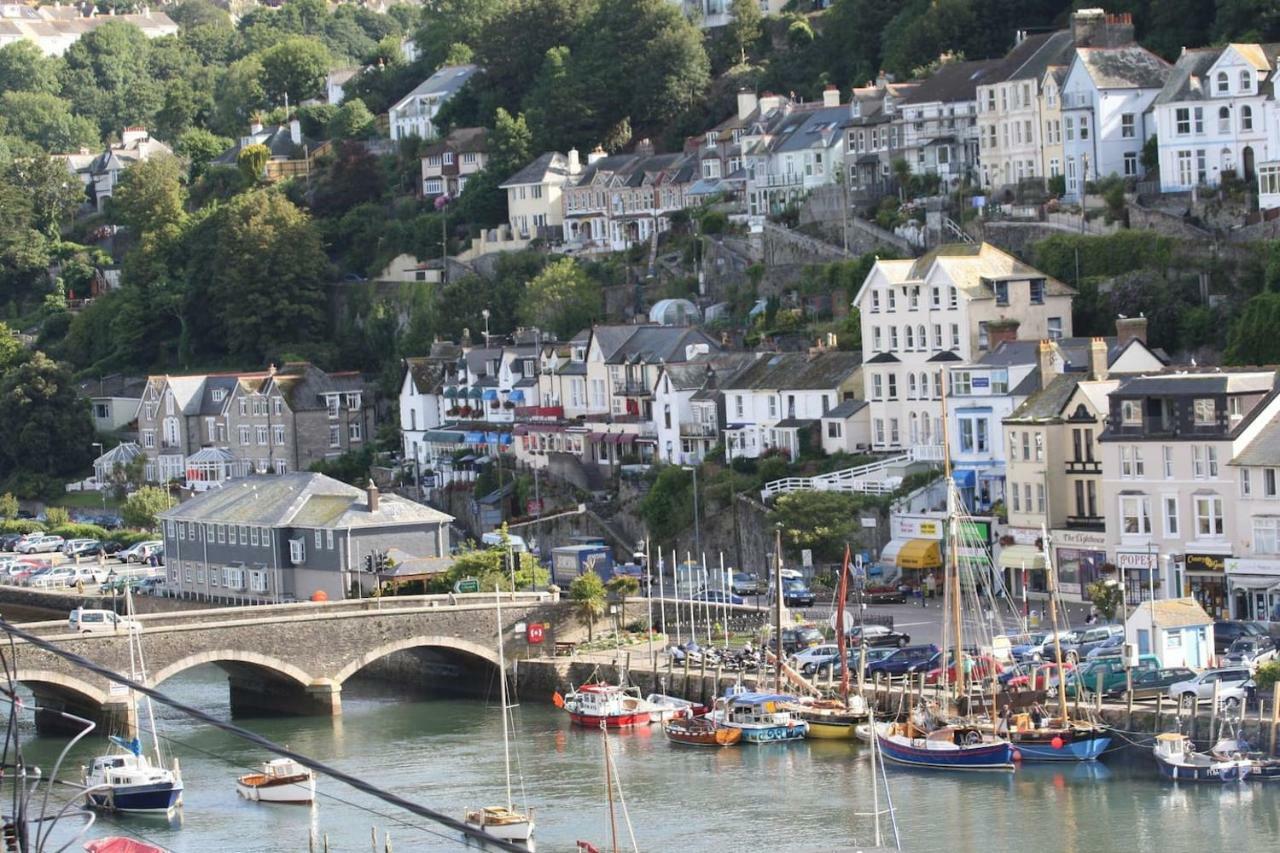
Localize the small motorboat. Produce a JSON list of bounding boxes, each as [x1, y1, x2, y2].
[[83, 741, 183, 814], [707, 692, 807, 743], [1154, 733, 1250, 783], [464, 806, 535, 847], [1211, 736, 1280, 781], [664, 716, 742, 747], [875, 721, 1015, 771], [783, 695, 869, 739], [559, 683, 656, 729], [236, 758, 316, 804], [644, 693, 706, 722]]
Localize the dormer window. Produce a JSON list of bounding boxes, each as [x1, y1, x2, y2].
[[211, 389, 226, 403], [1217, 71, 1229, 94], [1240, 70, 1252, 92], [705, 131, 716, 146], [1120, 400, 1142, 426]]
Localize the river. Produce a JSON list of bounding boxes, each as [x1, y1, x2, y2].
[[17, 666, 1280, 852]]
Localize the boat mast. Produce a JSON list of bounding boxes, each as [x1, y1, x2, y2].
[[774, 525, 784, 694], [940, 368, 964, 704], [494, 585, 513, 812], [125, 587, 163, 762], [1042, 527, 1069, 724], [836, 545, 850, 706], [602, 722, 619, 853]]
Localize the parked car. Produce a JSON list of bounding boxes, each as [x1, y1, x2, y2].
[[1167, 668, 1254, 709], [117, 541, 162, 564], [134, 575, 168, 596], [779, 626, 825, 655], [1084, 633, 1128, 660], [16, 535, 64, 555], [0, 533, 24, 552], [866, 644, 941, 677], [1011, 631, 1074, 663], [921, 651, 1005, 685], [62, 539, 104, 558], [67, 608, 140, 634], [692, 589, 744, 606], [1058, 625, 1123, 662], [731, 573, 759, 596], [1066, 655, 1161, 698], [862, 586, 907, 605], [1214, 620, 1269, 654], [846, 624, 911, 648], [28, 566, 77, 588], [97, 540, 125, 557], [1128, 667, 1198, 701], [792, 644, 841, 672], [782, 579, 815, 607], [1222, 635, 1278, 670], [805, 647, 895, 679]]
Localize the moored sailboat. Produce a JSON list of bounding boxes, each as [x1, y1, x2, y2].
[[663, 716, 742, 747]]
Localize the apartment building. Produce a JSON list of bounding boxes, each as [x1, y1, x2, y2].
[[898, 59, 996, 184], [843, 77, 915, 201], [1099, 369, 1280, 619], [854, 243, 1074, 454], [500, 151, 578, 241], [652, 354, 758, 466], [1039, 66, 1069, 182]]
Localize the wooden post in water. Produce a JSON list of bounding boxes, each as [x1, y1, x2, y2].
[[714, 663, 722, 703], [1125, 669, 1134, 730], [699, 654, 708, 705], [324, 835, 330, 853], [1094, 670, 1104, 714], [666, 655, 674, 694], [1156, 693, 1164, 732], [1271, 683, 1280, 755], [1209, 679, 1220, 745], [682, 655, 691, 699]]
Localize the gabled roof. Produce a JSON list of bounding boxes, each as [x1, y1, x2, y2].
[[1073, 46, 1171, 90], [589, 325, 719, 364], [1152, 48, 1222, 106], [422, 126, 487, 156], [980, 30, 1075, 86], [501, 151, 573, 188], [900, 59, 999, 105], [867, 242, 1072, 302], [1128, 597, 1212, 628], [1006, 373, 1080, 422], [722, 351, 862, 392], [1111, 370, 1274, 397], [391, 64, 478, 111], [1231, 409, 1280, 467], [660, 353, 759, 392]]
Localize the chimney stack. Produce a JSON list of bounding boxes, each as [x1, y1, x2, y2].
[[1089, 337, 1108, 380], [822, 84, 840, 108], [587, 145, 606, 165], [736, 89, 758, 120], [366, 479, 380, 513], [1037, 339, 1058, 389], [289, 118, 302, 146], [1115, 315, 1148, 345], [567, 147, 581, 174], [634, 138, 655, 158]]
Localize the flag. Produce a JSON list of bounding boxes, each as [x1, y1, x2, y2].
[[552, 691, 565, 708]]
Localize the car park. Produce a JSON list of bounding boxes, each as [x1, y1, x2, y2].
[[1066, 655, 1161, 698], [62, 539, 104, 558], [846, 624, 911, 648], [1128, 667, 1198, 701], [1058, 625, 1123, 661], [16, 535, 64, 555], [792, 644, 841, 673], [809, 647, 896, 679], [1084, 633, 1128, 660], [1222, 635, 1278, 670], [0, 533, 23, 552], [28, 566, 77, 588]]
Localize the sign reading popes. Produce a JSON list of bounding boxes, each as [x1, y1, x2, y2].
[[1116, 551, 1157, 571]]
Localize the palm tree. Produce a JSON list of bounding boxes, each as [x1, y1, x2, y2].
[[570, 573, 606, 640], [607, 575, 641, 627]]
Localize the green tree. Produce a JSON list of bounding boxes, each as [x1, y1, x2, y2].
[[45, 505, 71, 527], [413, 0, 503, 69], [6, 155, 84, 236], [518, 257, 600, 339], [327, 98, 376, 139], [1214, 0, 1280, 43], [183, 189, 331, 361], [60, 21, 164, 137], [0, 492, 17, 521], [473, 0, 588, 109], [121, 485, 171, 528], [0, 92, 100, 153], [768, 491, 878, 562], [0, 352, 95, 486], [175, 128, 231, 180], [727, 0, 763, 63], [606, 574, 640, 626], [258, 36, 331, 104], [523, 46, 585, 152], [112, 155, 187, 236], [569, 571, 606, 640], [638, 465, 693, 544], [236, 143, 271, 182], [1227, 292, 1280, 365], [213, 55, 269, 135], [1086, 579, 1124, 623], [1141, 134, 1159, 173], [490, 107, 532, 176], [0, 41, 63, 96]]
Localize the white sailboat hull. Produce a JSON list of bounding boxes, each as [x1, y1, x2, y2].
[[236, 776, 316, 804]]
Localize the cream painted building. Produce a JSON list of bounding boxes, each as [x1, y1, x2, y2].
[[853, 243, 1074, 454], [499, 151, 580, 241], [1040, 66, 1068, 182], [1226, 409, 1280, 622]]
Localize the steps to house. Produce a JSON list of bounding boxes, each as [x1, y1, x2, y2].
[[760, 445, 944, 500]]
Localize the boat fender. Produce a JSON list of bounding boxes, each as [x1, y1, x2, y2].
[[1051, 736, 1064, 750], [1011, 748, 1022, 762]]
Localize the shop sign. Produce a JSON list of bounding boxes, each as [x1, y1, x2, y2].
[[1003, 527, 1040, 546], [1225, 558, 1280, 576], [1051, 528, 1107, 549], [1185, 553, 1226, 574], [1116, 551, 1157, 571], [892, 515, 943, 540]]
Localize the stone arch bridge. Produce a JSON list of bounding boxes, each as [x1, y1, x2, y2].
[[7, 592, 565, 734]]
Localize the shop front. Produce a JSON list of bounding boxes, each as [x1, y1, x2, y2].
[[1116, 550, 1158, 604], [996, 533, 1045, 596], [1185, 552, 1229, 620], [1225, 558, 1280, 622], [1051, 529, 1108, 603], [882, 515, 945, 583]]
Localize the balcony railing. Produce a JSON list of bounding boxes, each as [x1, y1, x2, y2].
[[1065, 515, 1105, 531], [679, 422, 718, 437], [612, 380, 651, 397], [756, 172, 805, 188], [1065, 459, 1101, 474]]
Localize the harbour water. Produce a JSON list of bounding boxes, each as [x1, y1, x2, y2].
[[20, 666, 1280, 852]]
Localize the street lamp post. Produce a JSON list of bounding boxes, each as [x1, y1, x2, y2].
[[481, 309, 491, 347], [91, 441, 106, 514], [683, 465, 701, 556]]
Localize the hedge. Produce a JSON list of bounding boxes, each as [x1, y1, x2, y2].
[[0, 520, 45, 535], [49, 523, 111, 541]]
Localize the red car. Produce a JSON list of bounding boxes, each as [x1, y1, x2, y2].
[[924, 652, 1006, 685]]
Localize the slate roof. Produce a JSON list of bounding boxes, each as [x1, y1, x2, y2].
[[571, 149, 698, 189], [1074, 46, 1171, 90], [774, 418, 817, 429], [1232, 410, 1280, 467], [978, 337, 1168, 372], [661, 353, 758, 392], [273, 363, 366, 411], [212, 125, 313, 165], [980, 30, 1075, 85], [722, 351, 862, 392], [1006, 373, 1081, 422], [77, 375, 146, 399], [391, 64, 478, 110], [1152, 48, 1222, 106], [159, 472, 453, 529], [422, 126, 488, 156], [405, 357, 448, 394], [900, 59, 999, 105], [773, 106, 850, 153], [501, 151, 573, 188], [1112, 371, 1274, 397], [590, 325, 719, 364], [823, 399, 868, 419]]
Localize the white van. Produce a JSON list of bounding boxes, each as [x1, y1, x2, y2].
[[67, 608, 140, 634]]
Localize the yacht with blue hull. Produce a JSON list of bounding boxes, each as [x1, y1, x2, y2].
[[84, 738, 184, 813]]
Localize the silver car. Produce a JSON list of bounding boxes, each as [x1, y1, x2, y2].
[[1167, 668, 1254, 709]]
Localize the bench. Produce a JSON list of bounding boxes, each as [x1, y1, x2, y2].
[[554, 641, 577, 657]]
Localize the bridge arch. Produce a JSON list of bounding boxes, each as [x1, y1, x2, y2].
[[333, 635, 500, 686], [11, 669, 111, 707], [147, 649, 314, 690]]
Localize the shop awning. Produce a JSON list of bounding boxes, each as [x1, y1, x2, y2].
[[468, 387, 484, 399], [898, 539, 942, 570], [879, 539, 907, 566], [508, 389, 525, 402], [998, 544, 1046, 571], [952, 469, 976, 488], [464, 432, 485, 443], [587, 432, 606, 443], [485, 431, 502, 444], [482, 389, 499, 401], [442, 386, 457, 398], [1227, 575, 1280, 590]]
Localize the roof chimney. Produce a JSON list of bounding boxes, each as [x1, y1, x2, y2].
[[1037, 339, 1058, 389], [567, 147, 581, 174], [736, 89, 758, 121], [587, 146, 606, 165], [634, 138, 655, 158], [289, 118, 302, 146], [268, 363, 277, 378], [1115, 315, 1148, 345], [249, 118, 263, 135], [1089, 337, 1108, 380], [822, 84, 840, 108], [366, 479, 380, 513]]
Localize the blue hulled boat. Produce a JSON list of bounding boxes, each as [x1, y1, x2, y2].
[[83, 738, 184, 813], [1154, 733, 1250, 783], [709, 692, 808, 743], [876, 721, 1015, 771], [1009, 723, 1111, 762]]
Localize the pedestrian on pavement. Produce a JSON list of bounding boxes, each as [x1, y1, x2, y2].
[[75, 579, 84, 596], [924, 572, 937, 599]]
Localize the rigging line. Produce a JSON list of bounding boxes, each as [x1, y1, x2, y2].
[[0, 620, 527, 853]]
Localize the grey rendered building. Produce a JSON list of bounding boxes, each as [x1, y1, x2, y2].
[[157, 473, 453, 603]]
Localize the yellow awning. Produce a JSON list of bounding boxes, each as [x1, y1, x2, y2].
[[898, 539, 942, 570], [998, 544, 1046, 570]]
